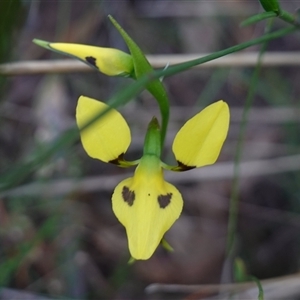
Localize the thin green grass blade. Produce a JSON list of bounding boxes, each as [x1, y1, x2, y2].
[[196, 68, 229, 106], [250, 276, 265, 300], [241, 11, 277, 27], [226, 20, 274, 255]]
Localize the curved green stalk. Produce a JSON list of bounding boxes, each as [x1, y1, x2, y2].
[[108, 15, 169, 149], [279, 9, 300, 26], [250, 276, 264, 300], [226, 20, 274, 255]]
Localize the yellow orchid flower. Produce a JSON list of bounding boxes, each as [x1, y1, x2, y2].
[[76, 96, 230, 260], [33, 39, 134, 77]]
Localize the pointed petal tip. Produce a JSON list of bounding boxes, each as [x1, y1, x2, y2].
[[128, 257, 135, 264], [32, 38, 51, 48], [161, 239, 174, 252]]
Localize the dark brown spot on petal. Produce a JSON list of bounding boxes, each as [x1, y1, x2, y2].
[[122, 186, 135, 206], [109, 153, 125, 165], [177, 161, 195, 172], [158, 193, 172, 208], [85, 56, 98, 69]]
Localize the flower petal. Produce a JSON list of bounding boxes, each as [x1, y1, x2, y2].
[[112, 162, 183, 260], [33, 39, 133, 76], [76, 96, 131, 163], [172, 100, 230, 168]]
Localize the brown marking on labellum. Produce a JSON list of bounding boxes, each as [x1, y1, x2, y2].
[[85, 56, 98, 69], [122, 186, 135, 206], [177, 161, 195, 172], [109, 153, 124, 165], [158, 193, 172, 208]]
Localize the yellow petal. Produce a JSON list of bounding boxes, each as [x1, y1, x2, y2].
[[172, 100, 229, 168], [76, 96, 131, 163], [112, 157, 183, 260], [44, 40, 133, 76]]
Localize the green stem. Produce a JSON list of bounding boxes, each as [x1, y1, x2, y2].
[[250, 276, 264, 300], [108, 15, 169, 149], [279, 10, 299, 26], [226, 20, 274, 255], [160, 26, 296, 78]]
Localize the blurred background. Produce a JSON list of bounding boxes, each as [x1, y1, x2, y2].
[[1, 0, 300, 299]]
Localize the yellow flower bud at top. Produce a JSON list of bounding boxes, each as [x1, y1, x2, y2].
[[33, 39, 134, 76]]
